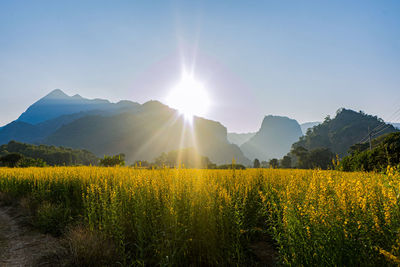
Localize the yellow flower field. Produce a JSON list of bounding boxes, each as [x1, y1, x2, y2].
[[0, 167, 399, 266]]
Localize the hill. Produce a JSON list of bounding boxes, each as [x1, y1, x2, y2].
[[240, 115, 303, 161], [292, 108, 398, 157], [300, 122, 321, 135], [227, 132, 256, 146], [45, 100, 250, 165], [17, 89, 140, 124], [391, 122, 400, 129], [0, 140, 98, 166], [341, 132, 400, 172]]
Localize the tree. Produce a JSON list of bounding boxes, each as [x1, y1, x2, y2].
[[253, 158, 260, 168], [18, 157, 47, 167], [100, 154, 125, 167], [290, 146, 334, 170], [269, 158, 279, 169], [0, 153, 24, 167], [308, 148, 335, 170], [281, 155, 292, 168], [291, 146, 310, 169]]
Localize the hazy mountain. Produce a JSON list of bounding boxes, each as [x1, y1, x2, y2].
[[300, 122, 321, 135], [391, 123, 400, 129], [17, 89, 140, 124], [45, 101, 250, 165], [292, 109, 399, 157], [1, 89, 249, 165], [0, 90, 141, 145], [227, 132, 256, 146], [240, 115, 303, 161], [0, 109, 139, 145]]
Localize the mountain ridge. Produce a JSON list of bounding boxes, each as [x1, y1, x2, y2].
[[17, 89, 140, 124], [240, 115, 303, 161]]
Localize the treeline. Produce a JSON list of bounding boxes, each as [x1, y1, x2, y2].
[[0, 141, 98, 167], [261, 132, 400, 172], [256, 109, 399, 171], [252, 147, 335, 170], [341, 132, 400, 172], [134, 148, 246, 169]]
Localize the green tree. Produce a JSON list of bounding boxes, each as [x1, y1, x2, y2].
[[269, 158, 279, 169], [0, 153, 24, 167], [100, 154, 125, 167], [253, 158, 261, 168], [281, 155, 292, 168], [291, 146, 310, 169]]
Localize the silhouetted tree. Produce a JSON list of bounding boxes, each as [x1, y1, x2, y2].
[[291, 146, 310, 169], [269, 158, 279, 169], [0, 153, 24, 167], [100, 154, 125, 167], [253, 158, 260, 168], [281, 155, 292, 168]]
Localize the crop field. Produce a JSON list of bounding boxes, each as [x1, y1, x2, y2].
[[0, 167, 400, 266]]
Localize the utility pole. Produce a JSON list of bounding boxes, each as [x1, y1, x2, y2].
[[368, 126, 372, 151]]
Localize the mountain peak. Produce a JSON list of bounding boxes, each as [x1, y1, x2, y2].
[[44, 89, 69, 99]]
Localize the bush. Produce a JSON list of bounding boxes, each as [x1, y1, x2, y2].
[[34, 202, 72, 236]]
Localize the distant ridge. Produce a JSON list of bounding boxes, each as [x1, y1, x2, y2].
[[227, 132, 256, 146], [1, 89, 250, 165], [17, 89, 140, 124], [240, 115, 303, 161], [300, 122, 321, 135]]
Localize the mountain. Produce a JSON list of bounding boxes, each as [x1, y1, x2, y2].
[[300, 122, 321, 135], [45, 101, 250, 165], [0, 90, 141, 145], [292, 109, 399, 157], [391, 123, 400, 129], [1, 89, 250, 165], [17, 89, 140, 124], [227, 132, 256, 146], [240, 115, 303, 161]]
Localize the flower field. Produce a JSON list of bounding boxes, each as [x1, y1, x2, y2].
[[0, 167, 399, 266]]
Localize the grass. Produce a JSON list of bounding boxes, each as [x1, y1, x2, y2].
[[0, 166, 399, 265]]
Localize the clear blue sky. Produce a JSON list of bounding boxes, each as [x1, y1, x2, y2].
[[1, 0, 399, 132]]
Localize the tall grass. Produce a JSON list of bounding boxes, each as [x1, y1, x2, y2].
[[0, 167, 399, 265]]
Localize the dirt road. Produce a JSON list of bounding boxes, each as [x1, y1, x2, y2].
[[0, 206, 62, 267]]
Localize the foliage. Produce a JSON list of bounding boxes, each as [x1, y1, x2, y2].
[[99, 154, 125, 167], [269, 158, 279, 168], [292, 108, 398, 157], [1, 167, 400, 265], [153, 148, 212, 168], [280, 155, 292, 168], [0, 153, 24, 167], [214, 163, 246, 170], [0, 140, 98, 166], [253, 158, 260, 168], [341, 132, 400, 172], [291, 146, 335, 169]]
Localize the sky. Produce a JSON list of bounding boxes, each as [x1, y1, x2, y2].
[[0, 0, 400, 132]]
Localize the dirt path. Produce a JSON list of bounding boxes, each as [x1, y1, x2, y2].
[[0, 206, 62, 267]]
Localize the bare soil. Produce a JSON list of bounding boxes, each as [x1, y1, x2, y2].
[[0, 205, 63, 267]]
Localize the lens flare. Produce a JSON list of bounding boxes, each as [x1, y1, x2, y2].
[[166, 73, 210, 121]]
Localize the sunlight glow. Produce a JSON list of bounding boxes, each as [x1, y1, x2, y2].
[[166, 73, 210, 121]]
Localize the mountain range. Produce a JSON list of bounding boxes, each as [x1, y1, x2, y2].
[[2, 89, 399, 166], [0, 90, 249, 165], [240, 115, 303, 161]]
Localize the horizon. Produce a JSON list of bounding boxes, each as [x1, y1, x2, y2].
[[3, 88, 398, 134], [1, 1, 400, 132]]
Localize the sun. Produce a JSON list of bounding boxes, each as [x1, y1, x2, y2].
[[166, 73, 211, 120]]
